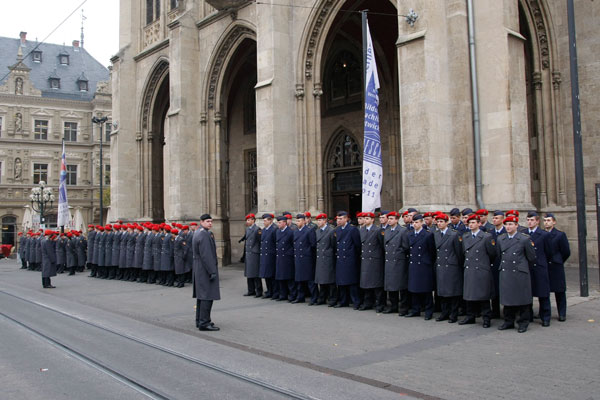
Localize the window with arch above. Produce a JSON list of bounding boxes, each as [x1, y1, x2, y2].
[[328, 132, 361, 169]]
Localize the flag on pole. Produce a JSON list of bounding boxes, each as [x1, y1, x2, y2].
[[57, 141, 70, 227], [361, 19, 382, 212]]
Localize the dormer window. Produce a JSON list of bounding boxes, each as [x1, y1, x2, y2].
[[79, 81, 88, 91], [59, 54, 69, 65], [49, 78, 60, 89], [32, 50, 42, 63]]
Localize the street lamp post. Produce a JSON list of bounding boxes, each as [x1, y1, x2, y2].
[[30, 181, 55, 229], [92, 116, 108, 225]]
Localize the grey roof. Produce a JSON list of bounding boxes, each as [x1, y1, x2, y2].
[[0, 36, 109, 101]]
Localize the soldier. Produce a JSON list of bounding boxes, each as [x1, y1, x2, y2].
[[243, 214, 263, 297], [283, 212, 298, 231], [87, 224, 96, 276], [111, 224, 121, 278], [293, 214, 317, 304], [406, 215, 436, 319], [66, 232, 78, 276], [184, 225, 194, 283], [56, 233, 67, 274], [131, 225, 144, 281], [160, 226, 175, 286], [490, 211, 507, 318], [314, 213, 337, 306], [378, 211, 389, 230], [258, 214, 277, 299], [461, 208, 474, 227], [402, 210, 413, 230], [75, 231, 87, 274], [104, 224, 115, 279], [476, 209, 494, 233], [18, 232, 27, 269], [382, 211, 410, 315], [526, 211, 553, 327], [449, 208, 468, 234], [423, 212, 435, 231], [24, 231, 32, 270], [433, 213, 464, 323], [506, 210, 528, 233], [192, 214, 221, 331], [305, 212, 318, 230], [275, 215, 296, 301], [359, 212, 385, 312], [543, 213, 571, 321], [334, 211, 361, 309], [151, 225, 163, 284], [460, 215, 496, 328], [125, 224, 136, 280], [95, 225, 106, 278], [497, 216, 536, 333], [357, 212, 365, 228], [141, 224, 154, 283], [41, 230, 57, 288], [173, 226, 189, 287], [118, 224, 128, 279]]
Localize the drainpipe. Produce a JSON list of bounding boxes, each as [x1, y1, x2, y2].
[[467, 0, 484, 209]]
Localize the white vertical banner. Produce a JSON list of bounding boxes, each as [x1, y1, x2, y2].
[[361, 19, 382, 212], [57, 141, 70, 227]]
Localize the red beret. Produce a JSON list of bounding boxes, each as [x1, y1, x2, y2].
[[67, 232, 73, 238], [190, 222, 198, 226], [304, 211, 311, 218], [475, 209, 489, 216], [171, 229, 179, 235], [423, 212, 432, 218], [466, 214, 480, 222], [44, 229, 53, 235], [118, 220, 123, 224], [137, 226, 143, 231], [114, 224, 121, 229], [356, 212, 364, 217], [315, 213, 327, 220], [98, 226, 104, 231], [18, 232, 23, 236], [88, 224, 94, 228], [402, 211, 409, 216], [504, 216, 518, 223], [505, 210, 519, 217], [74, 231, 80, 236], [182, 225, 189, 230], [363, 212, 375, 218], [435, 213, 449, 221], [105, 224, 112, 230], [245, 213, 256, 220], [285, 214, 292, 219], [387, 211, 399, 217]]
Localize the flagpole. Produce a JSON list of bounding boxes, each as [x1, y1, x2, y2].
[[361, 10, 368, 132], [61, 138, 65, 234]]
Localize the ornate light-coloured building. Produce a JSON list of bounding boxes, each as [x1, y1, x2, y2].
[[111, 0, 599, 266], [0, 32, 111, 246]]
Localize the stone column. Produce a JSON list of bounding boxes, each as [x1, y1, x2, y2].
[[255, 0, 298, 215]]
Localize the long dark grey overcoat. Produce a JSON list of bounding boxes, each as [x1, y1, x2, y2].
[[315, 225, 336, 284], [66, 238, 77, 268], [244, 224, 261, 278], [126, 232, 136, 268], [152, 233, 163, 271], [41, 237, 57, 278], [95, 232, 104, 266], [160, 233, 174, 271], [259, 225, 277, 279], [87, 230, 96, 264], [462, 230, 496, 301], [35, 236, 43, 264], [119, 232, 128, 268], [76, 236, 87, 266], [528, 228, 552, 298], [192, 228, 220, 300], [383, 226, 410, 291], [275, 227, 295, 280], [142, 232, 154, 271], [134, 231, 146, 268], [56, 236, 67, 265], [173, 232, 188, 274], [359, 226, 385, 289], [184, 231, 194, 273], [434, 229, 463, 297], [111, 231, 121, 266], [497, 232, 536, 306], [104, 231, 113, 266]]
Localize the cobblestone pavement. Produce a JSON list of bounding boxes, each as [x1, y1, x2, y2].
[[1, 258, 599, 400]]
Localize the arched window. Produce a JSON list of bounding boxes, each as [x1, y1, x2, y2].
[[328, 132, 361, 170], [326, 131, 362, 217], [325, 49, 362, 110]]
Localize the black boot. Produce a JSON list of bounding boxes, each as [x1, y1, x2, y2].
[[195, 299, 201, 328], [68, 267, 75, 276], [89, 266, 97, 277], [176, 274, 185, 288]]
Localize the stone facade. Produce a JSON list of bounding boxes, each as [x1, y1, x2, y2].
[[0, 33, 111, 247], [111, 0, 600, 267]]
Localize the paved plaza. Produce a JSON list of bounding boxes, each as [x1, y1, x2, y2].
[[1, 258, 599, 400]]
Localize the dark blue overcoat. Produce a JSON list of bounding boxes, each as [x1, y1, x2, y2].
[[546, 228, 570, 293], [528, 228, 552, 298], [259, 225, 277, 279], [275, 227, 295, 280], [294, 226, 316, 282], [334, 223, 361, 286], [407, 229, 436, 293]]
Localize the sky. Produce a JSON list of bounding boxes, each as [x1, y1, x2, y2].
[[1, 0, 119, 67]]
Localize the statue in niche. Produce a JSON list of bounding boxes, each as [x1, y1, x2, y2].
[[14, 157, 22, 180], [15, 77, 23, 94], [15, 113, 22, 133]]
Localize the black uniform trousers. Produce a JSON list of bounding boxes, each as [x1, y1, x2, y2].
[[246, 277, 263, 296], [277, 279, 297, 301], [504, 304, 531, 327], [409, 292, 433, 317], [362, 288, 385, 310], [196, 299, 214, 328], [466, 300, 492, 321], [533, 297, 552, 322], [387, 290, 410, 314], [317, 284, 337, 305], [440, 296, 460, 319], [296, 281, 318, 303], [337, 284, 360, 308], [554, 292, 567, 318]]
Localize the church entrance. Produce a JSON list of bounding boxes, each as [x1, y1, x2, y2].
[[326, 131, 362, 220]]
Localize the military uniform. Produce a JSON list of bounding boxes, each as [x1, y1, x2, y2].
[[76, 234, 87, 272], [41, 236, 57, 287], [383, 225, 410, 315], [160, 232, 175, 286], [87, 229, 96, 274], [461, 229, 496, 326], [134, 230, 147, 281], [434, 228, 463, 321], [275, 225, 296, 301], [66, 236, 77, 272], [359, 225, 385, 311], [407, 228, 436, 318], [96, 230, 106, 277], [490, 225, 507, 317], [112, 229, 122, 278], [104, 228, 115, 279], [192, 224, 220, 330], [141, 231, 155, 282], [497, 231, 536, 331], [315, 224, 337, 306], [173, 231, 189, 287], [56, 235, 67, 274], [118, 230, 128, 279], [334, 222, 361, 308], [259, 223, 278, 299], [546, 227, 570, 320], [293, 225, 317, 304], [244, 223, 263, 296], [527, 226, 553, 324], [151, 231, 163, 283]]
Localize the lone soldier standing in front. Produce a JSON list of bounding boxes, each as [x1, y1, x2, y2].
[[497, 215, 536, 333], [192, 214, 220, 331]]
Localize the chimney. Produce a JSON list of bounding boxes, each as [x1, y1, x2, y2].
[[19, 31, 27, 46], [72, 40, 80, 51]]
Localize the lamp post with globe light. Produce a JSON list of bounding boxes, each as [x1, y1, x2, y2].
[[30, 181, 55, 229]]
